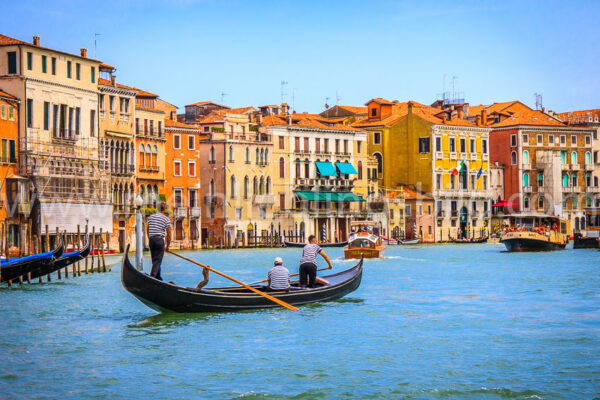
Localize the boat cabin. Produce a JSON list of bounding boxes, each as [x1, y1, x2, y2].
[[505, 213, 568, 235]]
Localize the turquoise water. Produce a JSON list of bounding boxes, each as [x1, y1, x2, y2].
[[1, 244, 599, 399]]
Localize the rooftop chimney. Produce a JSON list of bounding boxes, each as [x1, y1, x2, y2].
[[111, 75, 116, 86], [541, 107, 546, 113], [481, 109, 488, 125], [476, 115, 481, 127], [286, 115, 292, 125], [32, 36, 40, 46], [80, 48, 87, 58]]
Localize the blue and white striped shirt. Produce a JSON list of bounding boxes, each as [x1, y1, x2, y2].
[[147, 212, 171, 238], [300, 243, 323, 265], [268, 265, 290, 290]]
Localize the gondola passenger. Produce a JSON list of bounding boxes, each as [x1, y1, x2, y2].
[[299, 235, 333, 288], [267, 257, 290, 291], [146, 202, 172, 281]]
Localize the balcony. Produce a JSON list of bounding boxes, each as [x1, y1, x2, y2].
[[561, 163, 570, 170], [114, 204, 134, 216], [204, 195, 217, 205], [367, 200, 385, 211], [253, 195, 275, 206], [522, 163, 531, 170], [470, 153, 477, 161], [451, 209, 458, 218], [563, 186, 573, 193], [436, 210, 445, 218], [190, 207, 201, 219], [174, 206, 187, 219], [588, 186, 600, 193], [435, 151, 443, 159], [523, 186, 533, 193], [295, 178, 309, 186], [111, 164, 135, 176], [450, 152, 457, 160], [459, 153, 468, 160], [482, 154, 489, 161], [570, 164, 581, 171]]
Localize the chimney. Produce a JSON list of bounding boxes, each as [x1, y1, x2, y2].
[[442, 115, 447, 124], [456, 104, 464, 120], [481, 109, 487, 125], [111, 75, 116, 86], [80, 48, 87, 58], [257, 114, 263, 125], [286, 115, 292, 125], [541, 107, 546, 113], [32, 36, 40, 46], [476, 115, 481, 127]]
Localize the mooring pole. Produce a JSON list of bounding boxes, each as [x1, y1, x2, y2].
[[135, 195, 144, 270]]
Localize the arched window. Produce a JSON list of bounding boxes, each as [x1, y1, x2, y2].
[[522, 150, 529, 164], [523, 173, 529, 187], [264, 148, 269, 164], [253, 177, 258, 195], [538, 195, 544, 209], [230, 175, 236, 198], [146, 184, 152, 205], [209, 146, 215, 162], [586, 174, 591, 186], [229, 145, 234, 162], [572, 173, 577, 187], [524, 197, 529, 209], [586, 197, 592, 207], [537, 172, 544, 187], [511, 151, 517, 165], [563, 173, 569, 188], [373, 152, 383, 175], [585, 152, 591, 165], [255, 148, 259, 163], [561, 151, 566, 164], [139, 144, 145, 167], [572, 196, 577, 208], [260, 148, 264, 164], [153, 185, 159, 208], [571, 151, 577, 165], [295, 159, 301, 178], [139, 185, 145, 200], [266, 176, 271, 194], [152, 145, 158, 167], [358, 160, 363, 180], [244, 176, 249, 199], [279, 157, 285, 178], [259, 176, 265, 195], [246, 147, 250, 163]]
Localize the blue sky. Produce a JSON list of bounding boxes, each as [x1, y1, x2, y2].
[[4, 0, 599, 113]]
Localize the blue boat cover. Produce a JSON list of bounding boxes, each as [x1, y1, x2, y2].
[[315, 162, 338, 177], [335, 162, 358, 175], [61, 250, 81, 258], [1, 250, 54, 267]]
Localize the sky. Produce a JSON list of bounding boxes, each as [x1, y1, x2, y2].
[[3, 0, 600, 114]]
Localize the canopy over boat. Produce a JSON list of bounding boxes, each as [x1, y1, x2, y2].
[[121, 245, 363, 313]]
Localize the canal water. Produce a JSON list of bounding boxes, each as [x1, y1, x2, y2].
[[1, 244, 599, 399]]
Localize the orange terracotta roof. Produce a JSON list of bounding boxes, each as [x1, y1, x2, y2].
[[366, 98, 396, 106], [185, 101, 229, 108], [98, 78, 137, 91], [135, 88, 158, 98], [338, 105, 368, 114], [99, 63, 115, 71], [0, 33, 101, 62], [556, 108, 600, 123], [491, 110, 565, 127], [0, 90, 17, 100], [466, 104, 486, 117], [262, 114, 364, 132], [165, 119, 203, 130]]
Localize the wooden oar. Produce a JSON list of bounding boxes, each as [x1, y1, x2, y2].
[[249, 266, 332, 285], [166, 250, 299, 312]]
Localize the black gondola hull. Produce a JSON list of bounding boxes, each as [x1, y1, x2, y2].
[[121, 245, 363, 313], [0, 239, 64, 282], [450, 238, 488, 244], [28, 238, 91, 280], [284, 240, 348, 248]]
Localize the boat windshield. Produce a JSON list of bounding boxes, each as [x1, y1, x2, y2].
[[349, 239, 375, 249]]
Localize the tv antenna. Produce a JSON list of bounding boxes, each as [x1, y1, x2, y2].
[[335, 90, 341, 105], [280, 80, 288, 104], [291, 88, 297, 113], [325, 97, 330, 109], [94, 32, 101, 58], [220, 92, 228, 104], [534, 93, 543, 110]]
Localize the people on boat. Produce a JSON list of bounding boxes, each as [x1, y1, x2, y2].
[[146, 202, 172, 281], [267, 257, 290, 291], [299, 235, 333, 288]]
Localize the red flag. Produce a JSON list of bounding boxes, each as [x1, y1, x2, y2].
[[451, 168, 459, 176]]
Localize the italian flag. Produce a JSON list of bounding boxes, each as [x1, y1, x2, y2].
[[452, 161, 465, 176]]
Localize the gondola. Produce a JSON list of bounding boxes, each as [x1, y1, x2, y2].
[[121, 244, 363, 313], [0, 239, 64, 283], [283, 240, 348, 248], [449, 237, 488, 244], [28, 236, 91, 280]]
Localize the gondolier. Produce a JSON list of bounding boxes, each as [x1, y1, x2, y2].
[[299, 235, 333, 288], [146, 202, 172, 281]]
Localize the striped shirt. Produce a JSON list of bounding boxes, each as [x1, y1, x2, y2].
[[268, 265, 290, 290], [147, 212, 171, 238], [300, 243, 322, 265]]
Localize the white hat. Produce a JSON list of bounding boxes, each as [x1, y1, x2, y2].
[[274, 257, 283, 265]]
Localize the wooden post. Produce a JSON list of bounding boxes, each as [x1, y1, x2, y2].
[[100, 228, 106, 273], [63, 230, 69, 278], [4, 220, 9, 262], [55, 227, 61, 280], [91, 226, 95, 273], [38, 232, 43, 283], [76, 225, 81, 276], [84, 224, 89, 274]]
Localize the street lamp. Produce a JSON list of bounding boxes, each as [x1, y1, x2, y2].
[[135, 194, 144, 270]]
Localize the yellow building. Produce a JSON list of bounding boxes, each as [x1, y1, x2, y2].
[[354, 99, 493, 241], [0, 34, 111, 246]]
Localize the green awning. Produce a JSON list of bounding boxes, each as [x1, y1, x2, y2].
[[315, 162, 338, 177], [296, 191, 365, 202], [335, 162, 358, 175], [296, 191, 320, 201]]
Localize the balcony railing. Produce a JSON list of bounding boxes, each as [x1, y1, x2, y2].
[[570, 164, 581, 171], [111, 164, 135, 176], [562, 186, 573, 193], [522, 163, 531, 170], [253, 195, 275, 206], [174, 206, 187, 219], [190, 207, 201, 218], [523, 186, 533, 193]]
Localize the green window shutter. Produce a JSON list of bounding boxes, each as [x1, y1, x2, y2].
[[27, 52, 32, 70], [9, 140, 16, 163], [44, 102, 50, 130], [8, 52, 17, 74]]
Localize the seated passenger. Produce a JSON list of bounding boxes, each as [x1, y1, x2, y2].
[[267, 257, 290, 291]]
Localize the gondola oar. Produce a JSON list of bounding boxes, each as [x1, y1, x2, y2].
[[166, 250, 299, 312]]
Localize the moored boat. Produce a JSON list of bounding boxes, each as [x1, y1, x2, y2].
[[0, 239, 64, 282], [284, 240, 348, 248], [399, 238, 420, 245], [450, 237, 488, 244], [500, 214, 569, 252], [573, 207, 600, 249], [344, 232, 386, 259], [121, 245, 363, 313], [28, 236, 91, 280]]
